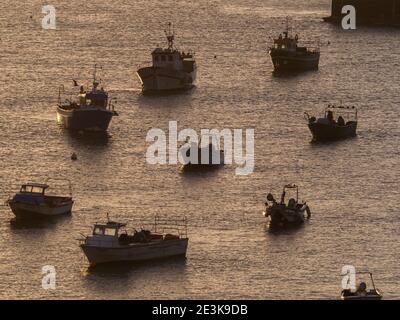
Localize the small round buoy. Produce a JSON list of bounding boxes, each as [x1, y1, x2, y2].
[[214, 55, 217, 59], [71, 153, 78, 161]]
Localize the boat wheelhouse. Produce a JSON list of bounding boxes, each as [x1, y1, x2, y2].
[[305, 104, 358, 142], [56, 65, 118, 132], [6, 181, 74, 219], [136, 23, 197, 94], [79, 215, 188, 266]]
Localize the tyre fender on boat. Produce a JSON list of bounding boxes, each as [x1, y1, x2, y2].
[[305, 205, 311, 219]]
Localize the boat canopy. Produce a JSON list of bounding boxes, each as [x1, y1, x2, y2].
[[325, 104, 358, 120]]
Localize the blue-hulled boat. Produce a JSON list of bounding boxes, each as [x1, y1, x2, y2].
[[56, 65, 118, 132], [6, 182, 74, 219]]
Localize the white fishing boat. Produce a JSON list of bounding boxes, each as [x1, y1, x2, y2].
[[6, 180, 73, 219], [79, 215, 188, 267], [136, 23, 197, 94]]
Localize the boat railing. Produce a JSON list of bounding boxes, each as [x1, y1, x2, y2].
[[107, 97, 118, 115], [153, 215, 188, 238]]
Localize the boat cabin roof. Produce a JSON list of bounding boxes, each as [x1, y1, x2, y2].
[[92, 221, 126, 237], [20, 183, 49, 193], [24, 183, 49, 188], [94, 221, 126, 230], [152, 47, 178, 54], [325, 104, 358, 119]]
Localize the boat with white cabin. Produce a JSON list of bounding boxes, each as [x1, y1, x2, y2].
[[136, 23, 197, 94], [79, 215, 188, 267]]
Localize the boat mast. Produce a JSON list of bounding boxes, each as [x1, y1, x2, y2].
[[93, 64, 97, 84], [284, 16, 292, 38], [164, 22, 175, 50], [92, 64, 101, 90]]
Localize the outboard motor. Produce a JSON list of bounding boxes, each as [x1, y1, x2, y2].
[[266, 193, 275, 203]]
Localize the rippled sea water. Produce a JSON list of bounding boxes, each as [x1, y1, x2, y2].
[[0, 0, 399, 299]]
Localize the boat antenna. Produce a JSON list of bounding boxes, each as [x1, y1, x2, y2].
[[164, 22, 175, 50], [58, 85, 64, 105], [284, 16, 292, 37], [93, 64, 97, 83]]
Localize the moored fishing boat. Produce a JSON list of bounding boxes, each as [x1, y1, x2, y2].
[[269, 18, 320, 72], [180, 140, 225, 172], [136, 23, 197, 94], [6, 180, 73, 219], [305, 104, 358, 142], [56, 65, 118, 132], [263, 184, 311, 229], [79, 215, 188, 267]]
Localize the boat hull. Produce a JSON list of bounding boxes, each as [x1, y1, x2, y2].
[[80, 238, 188, 266], [56, 107, 114, 132], [136, 67, 196, 94], [341, 290, 383, 300], [266, 204, 310, 229], [308, 122, 357, 142], [341, 295, 383, 301], [8, 201, 73, 219], [270, 52, 320, 72]]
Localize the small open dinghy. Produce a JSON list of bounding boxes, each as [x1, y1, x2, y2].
[[6, 180, 73, 219], [264, 184, 311, 229], [341, 272, 383, 300]]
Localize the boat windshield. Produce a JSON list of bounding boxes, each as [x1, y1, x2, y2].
[[93, 226, 118, 237], [20, 185, 46, 194]]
